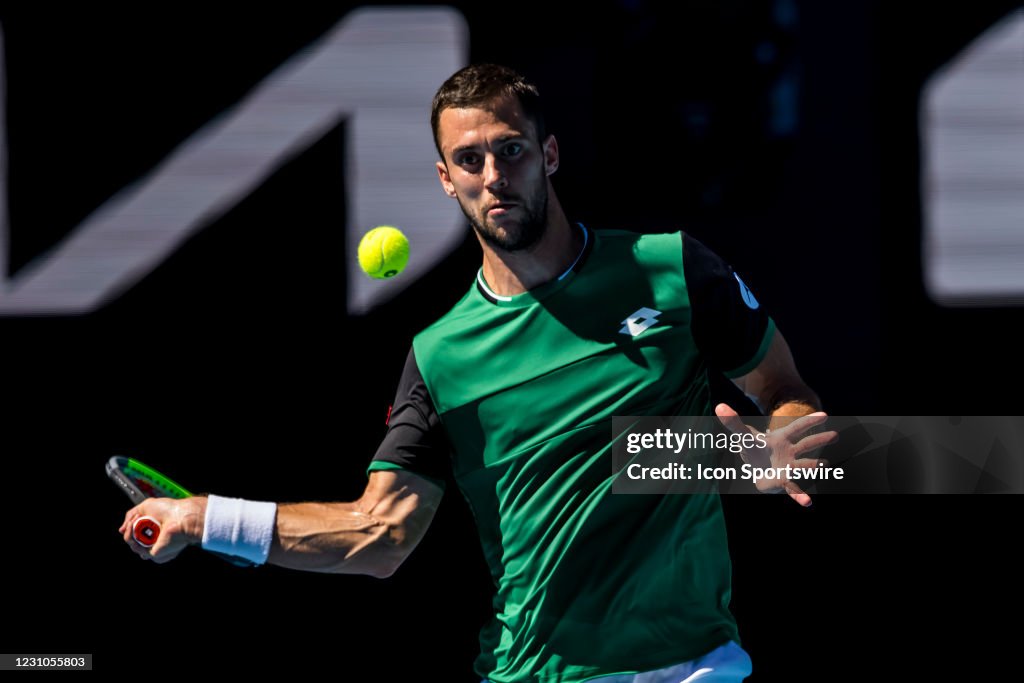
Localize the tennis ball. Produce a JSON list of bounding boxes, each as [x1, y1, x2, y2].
[[358, 226, 409, 279]]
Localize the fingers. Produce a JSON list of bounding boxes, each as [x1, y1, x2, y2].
[[790, 456, 828, 470], [794, 430, 838, 454], [786, 487, 812, 507], [758, 459, 822, 507], [773, 411, 829, 441], [148, 536, 177, 564], [720, 407, 833, 444], [716, 405, 826, 509], [147, 516, 186, 564], [715, 403, 751, 435], [120, 504, 151, 559], [122, 506, 141, 545], [769, 472, 808, 506], [119, 500, 179, 562]]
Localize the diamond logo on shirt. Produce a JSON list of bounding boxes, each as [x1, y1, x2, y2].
[[619, 307, 663, 337]]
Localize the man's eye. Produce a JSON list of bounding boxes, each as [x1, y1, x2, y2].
[[460, 154, 479, 166], [503, 143, 522, 156]]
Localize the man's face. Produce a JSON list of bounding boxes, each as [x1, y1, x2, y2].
[[435, 96, 557, 252]]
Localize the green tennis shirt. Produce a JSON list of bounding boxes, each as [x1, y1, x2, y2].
[[370, 227, 775, 682]]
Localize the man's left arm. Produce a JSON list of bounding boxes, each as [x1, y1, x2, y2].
[[718, 329, 835, 507], [728, 329, 821, 427], [679, 232, 835, 504]]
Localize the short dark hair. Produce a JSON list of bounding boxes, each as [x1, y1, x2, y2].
[[430, 63, 546, 162]]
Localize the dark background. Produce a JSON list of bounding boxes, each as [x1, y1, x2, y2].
[[2, 1, 1022, 678]]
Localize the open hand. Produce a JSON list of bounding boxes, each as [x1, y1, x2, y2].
[[715, 403, 838, 507]]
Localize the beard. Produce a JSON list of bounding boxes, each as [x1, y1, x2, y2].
[[461, 181, 549, 252]]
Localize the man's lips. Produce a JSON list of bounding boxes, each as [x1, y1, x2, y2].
[[487, 202, 517, 215]]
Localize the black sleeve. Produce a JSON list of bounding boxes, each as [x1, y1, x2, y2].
[[683, 233, 775, 377], [369, 347, 451, 486]]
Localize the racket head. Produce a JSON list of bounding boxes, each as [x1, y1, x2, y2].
[[106, 456, 193, 504]]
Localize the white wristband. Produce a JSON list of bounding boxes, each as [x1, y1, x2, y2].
[[202, 494, 278, 566]]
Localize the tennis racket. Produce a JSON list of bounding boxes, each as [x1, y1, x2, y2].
[[107, 455, 254, 566]]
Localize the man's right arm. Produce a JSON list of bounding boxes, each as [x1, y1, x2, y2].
[[119, 469, 443, 578], [120, 346, 447, 574], [268, 469, 442, 577]]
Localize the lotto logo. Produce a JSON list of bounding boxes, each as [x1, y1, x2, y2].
[[619, 307, 662, 337]]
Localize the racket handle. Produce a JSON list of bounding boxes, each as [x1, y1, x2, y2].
[[132, 516, 161, 547]]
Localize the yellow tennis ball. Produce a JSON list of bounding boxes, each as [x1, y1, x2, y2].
[[358, 226, 409, 279]]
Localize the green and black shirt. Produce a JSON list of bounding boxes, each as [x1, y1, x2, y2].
[[370, 227, 775, 683]]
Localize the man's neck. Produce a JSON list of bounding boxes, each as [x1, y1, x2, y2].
[[479, 202, 579, 297]]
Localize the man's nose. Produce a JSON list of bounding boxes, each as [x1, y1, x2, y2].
[[484, 155, 508, 191]]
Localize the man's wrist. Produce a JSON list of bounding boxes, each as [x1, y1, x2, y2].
[[184, 496, 209, 544], [201, 494, 278, 565]]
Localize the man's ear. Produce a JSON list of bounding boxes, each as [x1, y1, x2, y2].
[[543, 134, 560, 176], [436, 160, 457, 198]]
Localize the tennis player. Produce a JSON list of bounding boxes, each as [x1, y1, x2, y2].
[[121, 63, 830, 683]]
